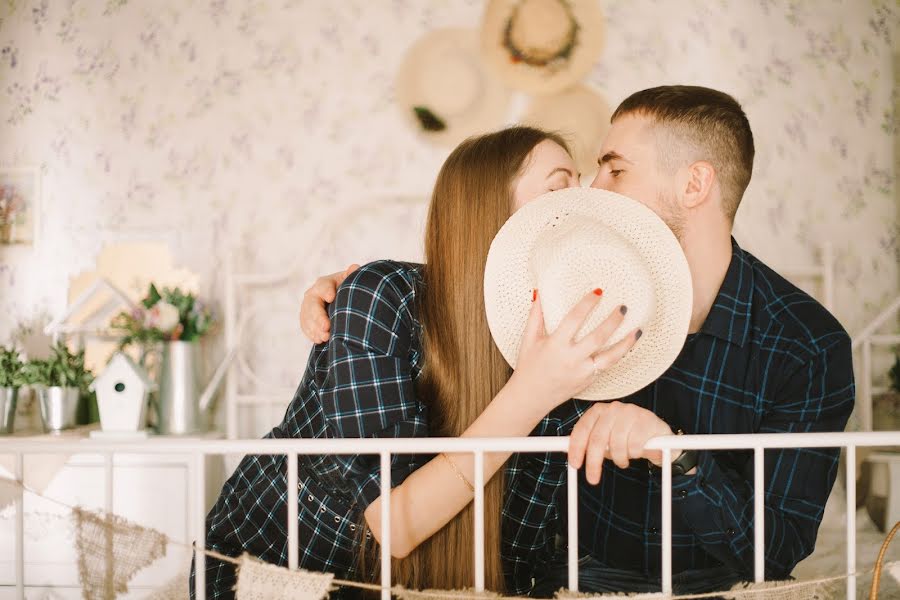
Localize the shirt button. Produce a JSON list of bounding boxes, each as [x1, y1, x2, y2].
[[726, 528, 736, 537], [678, 489, 688, 498], [649, 527, 658, 535]]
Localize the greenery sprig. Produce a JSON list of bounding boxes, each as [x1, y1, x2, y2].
[[0, 346, 25, 387], [19, 343, 94, 390]]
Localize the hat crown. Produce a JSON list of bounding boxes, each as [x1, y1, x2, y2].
[[529, 217, 655, 348], [508, 0, 575, 57], [419, 49, 482, 116]]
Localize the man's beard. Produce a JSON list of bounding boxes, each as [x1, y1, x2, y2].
[[657, 189, 685, 242]]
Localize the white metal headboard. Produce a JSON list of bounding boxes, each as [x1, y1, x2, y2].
[[852, 295, 900, 431], [222, 194, 429, 439]]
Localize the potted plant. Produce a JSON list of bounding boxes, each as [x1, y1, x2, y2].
[[21, 343, 95, 432], [112, 284, 215, 434], [0, 346, 26, 434]]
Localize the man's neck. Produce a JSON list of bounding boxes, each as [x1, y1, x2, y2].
[[682, 232, 734, 334]]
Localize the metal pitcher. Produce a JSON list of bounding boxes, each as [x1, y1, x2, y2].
[[157, 341, 204, 434], [0, 387, 17, 434]]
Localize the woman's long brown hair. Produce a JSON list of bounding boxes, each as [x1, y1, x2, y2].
[[360, 127, 571, 593]]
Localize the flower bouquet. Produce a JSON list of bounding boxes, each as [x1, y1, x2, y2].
[[112, 283, 214, 347]]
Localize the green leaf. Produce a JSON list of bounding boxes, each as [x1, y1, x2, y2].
[[144, 283, 162, 308]]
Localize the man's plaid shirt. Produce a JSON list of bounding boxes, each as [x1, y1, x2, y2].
[[560, 238, 855, 583], [198, 260, 576, 597]]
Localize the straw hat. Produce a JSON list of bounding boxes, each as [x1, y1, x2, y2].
[[481, 0, 605, 95], [521, 84, 611, 177], [396, 28, 511, 147], [483, 187, 693, 401]]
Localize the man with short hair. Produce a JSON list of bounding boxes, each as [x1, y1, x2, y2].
[[299, 85, 855, 595]]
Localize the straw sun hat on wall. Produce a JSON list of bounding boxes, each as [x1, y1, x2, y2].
[[484, 187, 693, 401], [481, 0, 606, 95], [395, 28, 512, 147]]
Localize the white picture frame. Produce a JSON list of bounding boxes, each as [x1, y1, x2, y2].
[[0, 165, 41, 246]]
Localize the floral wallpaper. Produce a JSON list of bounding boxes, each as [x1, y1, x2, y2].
[[0, 0, 897, 425]]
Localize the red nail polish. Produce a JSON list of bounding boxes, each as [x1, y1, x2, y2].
[[593, 288, 603, 296], [532, 289, 537, 302]]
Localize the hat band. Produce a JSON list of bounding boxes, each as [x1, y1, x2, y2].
[[502, 0, 579, 68]]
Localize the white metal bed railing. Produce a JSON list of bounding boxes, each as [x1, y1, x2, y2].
[[3, 431, 899, 599]]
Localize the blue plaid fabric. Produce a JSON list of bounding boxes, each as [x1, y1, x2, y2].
[[194, 260, 578, 598], [559, 237, 855, 585]]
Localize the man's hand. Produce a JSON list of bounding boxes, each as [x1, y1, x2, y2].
[[568, 401, 673, 485], [299, 264, 360, 344]]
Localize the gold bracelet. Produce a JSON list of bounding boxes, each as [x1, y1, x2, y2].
[[439, 453, 475, 493]]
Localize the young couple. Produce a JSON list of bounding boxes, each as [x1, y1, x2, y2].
[[194, 86, 855, 599]]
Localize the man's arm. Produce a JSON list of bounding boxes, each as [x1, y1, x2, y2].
[[669, 333, 855, 578], [568, 332, 855, 579]]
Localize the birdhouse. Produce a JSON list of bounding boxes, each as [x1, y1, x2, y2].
[[89, 352, 154, 433]]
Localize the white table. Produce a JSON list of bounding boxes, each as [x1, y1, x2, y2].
[[0, 428, 226, 599]]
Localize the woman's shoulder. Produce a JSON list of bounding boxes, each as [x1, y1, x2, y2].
[[337, 259, 424, 305], [329, 260, 425, 329]]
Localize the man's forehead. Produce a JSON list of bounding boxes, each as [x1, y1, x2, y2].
[[599, 114, 655, 157]]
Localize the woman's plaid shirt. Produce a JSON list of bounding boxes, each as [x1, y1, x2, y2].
[[197, 260, 577, 597]]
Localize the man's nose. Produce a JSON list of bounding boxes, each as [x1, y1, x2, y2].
[[589, 176, 608, 191]]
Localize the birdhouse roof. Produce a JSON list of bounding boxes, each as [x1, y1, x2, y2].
[[90, 352, 155, 391]]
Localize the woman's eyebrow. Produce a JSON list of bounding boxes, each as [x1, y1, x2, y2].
[[546, 167, 574, 179]]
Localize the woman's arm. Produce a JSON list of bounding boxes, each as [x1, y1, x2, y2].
[[365, 290, 640, 558]]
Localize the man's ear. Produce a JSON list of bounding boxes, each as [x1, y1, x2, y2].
[[681, 161, 716, 209]]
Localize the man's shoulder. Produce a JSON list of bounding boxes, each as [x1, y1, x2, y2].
[[744, 250, 850, 356]]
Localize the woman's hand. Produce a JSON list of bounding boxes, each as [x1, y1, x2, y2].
[[511, 289, 641, 411], [299, 264, 360, 344]]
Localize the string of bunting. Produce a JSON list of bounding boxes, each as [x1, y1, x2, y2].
[[1, 476, 896, 600]]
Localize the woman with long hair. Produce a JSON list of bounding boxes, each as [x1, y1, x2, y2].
[[193, 126, 639, 598]]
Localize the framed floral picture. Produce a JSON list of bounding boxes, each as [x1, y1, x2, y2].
[[0, 166, 40, 246]]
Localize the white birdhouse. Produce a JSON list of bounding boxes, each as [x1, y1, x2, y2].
[[90, 352, 154, 433]]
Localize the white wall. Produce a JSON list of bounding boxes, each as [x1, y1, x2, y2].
[[0, 0, 897, 405]]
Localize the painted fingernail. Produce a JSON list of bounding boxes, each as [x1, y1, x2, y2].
[[532, 289, 538, 302], [593, 288, 603, 296], [635, 329, 643, 340], [620, 305, 628, 315]]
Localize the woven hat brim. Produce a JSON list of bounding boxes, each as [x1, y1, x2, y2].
[[480, 0, 605, 95], [396, 28, 511, 147], [483, 188, 693, 401]]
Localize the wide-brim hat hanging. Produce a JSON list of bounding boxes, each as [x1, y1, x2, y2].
[[484, 187, 693, 401], [521, 83, 611, 177], [481, 0, 605, 95], [396, 28, 511, 147]]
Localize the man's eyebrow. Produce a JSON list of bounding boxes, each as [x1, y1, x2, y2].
[[598, 151, 633, 165], [546, 167, 575, 179]]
